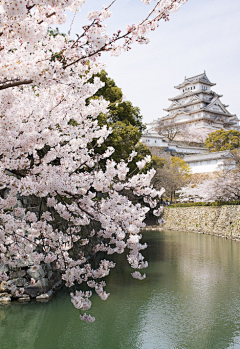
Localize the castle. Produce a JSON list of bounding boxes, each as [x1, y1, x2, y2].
[[148, 72, 239, 132], [141, 73, 239, 173]]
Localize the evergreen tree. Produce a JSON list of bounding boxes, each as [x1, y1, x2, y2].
[[89, 71, 146, 166], [205, 129, 240, 152]]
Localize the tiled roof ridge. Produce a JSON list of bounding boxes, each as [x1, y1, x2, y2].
[[184, 150, 233, 162]]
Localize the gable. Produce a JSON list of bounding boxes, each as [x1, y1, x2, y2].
[[206, 98, 230, 114], [200, 74, 211, 84], [180, 91, 192, 98], [187, 73, 212, 85], [184, 95, 202, 105], [209, 104, 224, 112], [168, 101, 181, 110]]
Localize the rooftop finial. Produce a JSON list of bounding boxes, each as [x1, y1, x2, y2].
[[204, 70, 206, 74]]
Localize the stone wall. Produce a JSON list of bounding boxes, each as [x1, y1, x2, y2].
[[162, 205, 240, 239], [0, 215, 101, 303]]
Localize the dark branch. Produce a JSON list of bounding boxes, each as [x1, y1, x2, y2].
[[0, 79, 33, 90], [38, 12, 56, 25]]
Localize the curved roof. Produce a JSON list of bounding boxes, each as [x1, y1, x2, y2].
[[184, 150, 233, 163], [175, 72, 216, 89]]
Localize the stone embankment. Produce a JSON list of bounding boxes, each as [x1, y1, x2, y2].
[[0, 218, 100, 304], [162, 205, 240, 239], [0, 189, 100, 304], [0, 262, 62, 304]]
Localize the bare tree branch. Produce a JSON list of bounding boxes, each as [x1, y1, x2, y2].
[[156, 121, 187, 142]]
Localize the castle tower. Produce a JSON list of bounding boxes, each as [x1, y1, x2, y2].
[[150, 72, 239, 132]]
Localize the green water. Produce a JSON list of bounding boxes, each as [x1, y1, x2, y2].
[[1, 230, 240, 349]]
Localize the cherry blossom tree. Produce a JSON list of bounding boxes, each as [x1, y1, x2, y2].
[[177, 178, 218, 202], [178, 155, 240, 203], [178, 173, 240, 202], [156, 120, 186, 142], [184, 127, 212, 144], [0, 0, 188, 321], [153, 156, 191, 202]]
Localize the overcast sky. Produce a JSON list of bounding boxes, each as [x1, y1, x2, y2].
[[60, 0, 240, 125]]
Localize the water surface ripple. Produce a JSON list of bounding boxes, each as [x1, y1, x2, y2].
[[1, 230, 240, 349]]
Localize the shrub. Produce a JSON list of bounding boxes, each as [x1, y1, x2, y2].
[[168, 200, 240, 208]]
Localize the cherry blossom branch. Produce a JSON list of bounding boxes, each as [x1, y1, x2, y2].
[[0, 79, 33, 91], [64, 0, 179, 69], [38, 12, 56, 25], [139, 0, 172, 25], [71, 0, 117, 48]]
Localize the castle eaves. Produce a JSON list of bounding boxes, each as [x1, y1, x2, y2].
[[168, 90, 220, 101], [174, 72, 216, 89], [184, 150, 233, 163]]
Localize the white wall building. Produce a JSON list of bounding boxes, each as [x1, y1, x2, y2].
[[184, 151, 235, 174], [141, 131, 206, 154], [141, 130, 167, 147]]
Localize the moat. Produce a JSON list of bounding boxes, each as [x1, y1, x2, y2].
[[1, 230, 240, 349]]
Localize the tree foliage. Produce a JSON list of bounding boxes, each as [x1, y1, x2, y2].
[[91, 71, 145, 131], [89, 70, 146, 165], [152, 156, 191, 202], [205, 129, 240, 152]]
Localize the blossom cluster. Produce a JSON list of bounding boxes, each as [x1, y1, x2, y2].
[[178, 163, 240, 202], [0, 0, 188, 322]]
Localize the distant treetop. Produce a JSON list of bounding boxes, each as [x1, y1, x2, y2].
[[205, 129, 240, 152]]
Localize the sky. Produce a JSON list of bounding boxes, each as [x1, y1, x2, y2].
[[60, 0, 240, 125]]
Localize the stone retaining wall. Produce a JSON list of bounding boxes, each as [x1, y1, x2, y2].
[[0, 219, 100, 304], [162, 205, 240, 239]]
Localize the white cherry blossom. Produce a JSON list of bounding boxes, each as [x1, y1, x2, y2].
[[0, 0, 188, 322]]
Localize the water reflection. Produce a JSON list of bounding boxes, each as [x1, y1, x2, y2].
[[1, 231, 240, 349]]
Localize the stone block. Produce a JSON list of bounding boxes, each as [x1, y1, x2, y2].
[[27, 266, 46, 280], [52, 280, 62, 291], [0, 281, 7, 292], [35, 278, 49, 288], [9, 270, 26, 279], [0, 293, 11, 303], [15, 258, 34, 268], [36, 290, 53, 301], [7, 278, 28, 288], [0, 264, 9, 273], [18, 294, 30, 302], [24, 278, 49, 298], [47, 270, 53, 279]]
